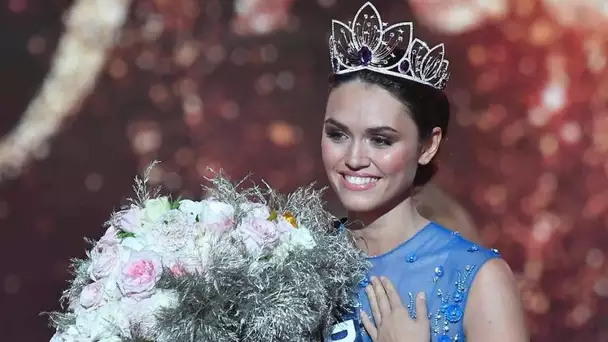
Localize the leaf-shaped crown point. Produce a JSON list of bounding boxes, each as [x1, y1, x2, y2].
[[351, 2, 383, 52], [328, 2, 450, 90], [420, 43, 446, 81], [378, 22, 414, 69], [352, 2, 382, 29]]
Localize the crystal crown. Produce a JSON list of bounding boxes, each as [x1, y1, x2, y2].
[[329, 2, 450, 90]]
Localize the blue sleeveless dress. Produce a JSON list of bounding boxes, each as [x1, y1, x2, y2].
[[328, 222, 500, 342]]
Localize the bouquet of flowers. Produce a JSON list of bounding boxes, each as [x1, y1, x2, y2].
[[47, 163, 367, 342]]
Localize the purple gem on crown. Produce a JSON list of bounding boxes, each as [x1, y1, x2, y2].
[[398, 59, 410, 73], [358, 46, 372, 66]]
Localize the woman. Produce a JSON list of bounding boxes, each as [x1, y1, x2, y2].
[[324, 3, 527, 342]]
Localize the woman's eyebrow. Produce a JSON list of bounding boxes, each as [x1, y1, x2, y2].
[[323, 118, 349, 132]]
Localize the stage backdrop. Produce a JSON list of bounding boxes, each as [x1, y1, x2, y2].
[[0, 0, 607, 340]]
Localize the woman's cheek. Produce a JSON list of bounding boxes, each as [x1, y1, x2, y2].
[[321, 140, 342, 165], [377, 146, 418, 175]]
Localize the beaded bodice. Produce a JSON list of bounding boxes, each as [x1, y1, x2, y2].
[[328, 222, 500, 342]]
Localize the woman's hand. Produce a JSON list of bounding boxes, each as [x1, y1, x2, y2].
[[361, 276, 430, 342]]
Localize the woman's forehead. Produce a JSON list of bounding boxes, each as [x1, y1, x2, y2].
[[325, 81, 415, 131]]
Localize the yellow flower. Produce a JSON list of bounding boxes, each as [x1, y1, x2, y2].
[[267, 210, 297, 228], [282, 212, 297, 228]]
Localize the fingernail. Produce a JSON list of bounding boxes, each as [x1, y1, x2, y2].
[[418, 292, 426, 300]]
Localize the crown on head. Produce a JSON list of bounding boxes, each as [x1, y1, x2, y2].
[[329, 2, 450, 90]]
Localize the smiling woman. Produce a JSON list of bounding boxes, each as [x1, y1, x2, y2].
[[321, 3, 527, 342], [321, 71, 527, 342]]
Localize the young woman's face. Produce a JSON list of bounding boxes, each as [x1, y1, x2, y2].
[[321, 80, 439, 214]]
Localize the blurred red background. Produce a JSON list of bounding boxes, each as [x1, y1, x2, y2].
[[0, 0, 607, 340]]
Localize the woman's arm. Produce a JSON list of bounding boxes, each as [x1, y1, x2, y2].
[[464, 259, 529, 342]]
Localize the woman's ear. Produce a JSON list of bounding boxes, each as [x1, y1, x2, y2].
[[418, 127, 442, 165]]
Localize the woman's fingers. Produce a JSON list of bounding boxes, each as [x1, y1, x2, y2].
[[380, 276, 402, 310], [415, 292, 428, 321], [372, 277, 392, 317], [365, 284, 382, 325], [360, 310, 378, 341]]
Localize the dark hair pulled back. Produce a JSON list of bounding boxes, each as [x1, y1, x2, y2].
[[328, 69, 450, 187]]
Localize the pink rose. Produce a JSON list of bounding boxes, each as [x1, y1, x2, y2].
[[89, 240, 121, 281], [118, 251, 162, 299], [168, 260, 187, 277], [206, 219, 234, 235], [117, 207, 141, 234], [236, 217, 290, 253], [79, 281, 104, 309]]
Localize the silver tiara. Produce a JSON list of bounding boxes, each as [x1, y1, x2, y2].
[[329, 2, 450, 90]]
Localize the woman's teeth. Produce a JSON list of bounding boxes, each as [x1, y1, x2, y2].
[[344, 176, 379, 185]]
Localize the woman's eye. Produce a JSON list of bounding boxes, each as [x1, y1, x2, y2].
[[370, 136, 392, 147], [326, 131, 347, 142]]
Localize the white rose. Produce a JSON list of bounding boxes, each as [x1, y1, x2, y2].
[[178, 199, 204, 222], [127, 291, 178, 338], [89, 240, 122, 281], [271, 224, 316, 262], [198, 199, 235, 235], [73, 307, 95, 338], [287, 226, 316, 249], [164, 231, 215, 275], [239, 201, 271, 220], [74, 304, 121, 339], [102, 278, 123, 301], [140, 197, 171, 229], [120, 236, 146, 252], [151, 209, 193, 253], [89, 304, 121, 340], [79, 281, 104, 309], [116, 207, 142, 234], [114, 297, 139, 336]]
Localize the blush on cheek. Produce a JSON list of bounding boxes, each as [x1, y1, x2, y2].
[[320, 140, 340, 166], [377, 146, 419, 176]]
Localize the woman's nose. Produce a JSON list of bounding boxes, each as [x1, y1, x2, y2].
[[344, 142, 370, 170]]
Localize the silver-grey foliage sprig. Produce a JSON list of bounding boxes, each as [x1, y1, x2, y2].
[[58, 258, 92, 310], [202, 169, 273, 224], [128, 160, 162, 208], [43, 258, 91, 330]]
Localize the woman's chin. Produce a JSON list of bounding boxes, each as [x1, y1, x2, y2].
[[339, 196, 382, 214]]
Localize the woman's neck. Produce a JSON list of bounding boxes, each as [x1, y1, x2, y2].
[[346, 197, 430, 257]]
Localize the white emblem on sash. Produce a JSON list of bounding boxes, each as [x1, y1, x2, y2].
[[327, 319, 358, 342]]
